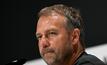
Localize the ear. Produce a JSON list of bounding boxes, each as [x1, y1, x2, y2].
[[71, 28, 80, 45]]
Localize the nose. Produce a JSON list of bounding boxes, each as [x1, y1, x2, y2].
[[39, 37, 50, 49]]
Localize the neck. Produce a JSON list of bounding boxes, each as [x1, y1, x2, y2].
[[63, 43, 84, 65]]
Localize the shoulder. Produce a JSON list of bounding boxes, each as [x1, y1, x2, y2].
[[75, 52, 106, 65]]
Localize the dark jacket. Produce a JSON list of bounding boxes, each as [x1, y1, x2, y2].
[[75, 52, 106, 65]]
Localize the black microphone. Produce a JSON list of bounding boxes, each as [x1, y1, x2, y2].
[[5, 58, 27, 65]]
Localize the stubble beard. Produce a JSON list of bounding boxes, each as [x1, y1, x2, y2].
[[40, 42, 73, 65], [42, 48, 72, 65], [41, 52, 57, 65]]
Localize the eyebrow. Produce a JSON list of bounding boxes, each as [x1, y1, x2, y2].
[[36, 28, 58, 35], [46, 28, 58, 32]]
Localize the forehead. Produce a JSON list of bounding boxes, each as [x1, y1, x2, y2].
[[36, 13, 66, 33]]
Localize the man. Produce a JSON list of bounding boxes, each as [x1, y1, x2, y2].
[[36, 4, 106, 65]]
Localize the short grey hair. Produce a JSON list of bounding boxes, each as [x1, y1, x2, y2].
[[38, 4, 85, 48]]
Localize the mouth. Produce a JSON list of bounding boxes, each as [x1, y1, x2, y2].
[[44, 52, 53, 56], [42, 48, 54, 56], [43, 51, 54, 56], [43, 52, 56, 60]]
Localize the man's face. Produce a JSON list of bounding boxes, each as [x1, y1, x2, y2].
[[36, 13, 73, 65]]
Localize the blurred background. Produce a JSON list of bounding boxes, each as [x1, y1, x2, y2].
[[2, 0, 107, 65]]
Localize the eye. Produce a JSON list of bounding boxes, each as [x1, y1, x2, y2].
[[36, 34, 42, 40], [47, 31, 58, 37]]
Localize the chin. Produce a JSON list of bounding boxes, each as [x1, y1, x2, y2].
[[44, 58, 55, 65], [43, 54, 56, 65]]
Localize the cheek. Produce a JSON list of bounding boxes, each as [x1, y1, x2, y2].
[[38, 43, 42, 54], [38, 45, 41, 53], [50, 35, 69, 52]]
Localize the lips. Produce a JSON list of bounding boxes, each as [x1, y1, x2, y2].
[[41, 48, 54, 56]]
